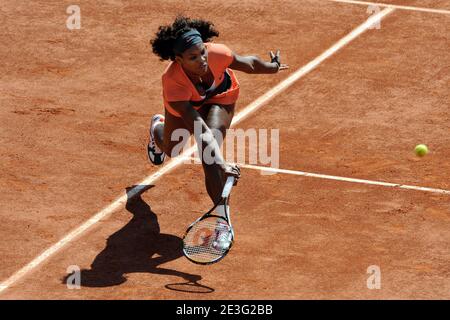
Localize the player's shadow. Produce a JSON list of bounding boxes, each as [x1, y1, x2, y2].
[[62, 185, 208, 290]]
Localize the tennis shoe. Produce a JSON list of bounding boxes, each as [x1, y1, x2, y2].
[[147, 114, 165, 165]]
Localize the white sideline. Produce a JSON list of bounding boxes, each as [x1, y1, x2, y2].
[[186, 158, 450, 195], [0, 8, 395, 294], [239, 163, 450, 195], [329, 0, 450, 15]]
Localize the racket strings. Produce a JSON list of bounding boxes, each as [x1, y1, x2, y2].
[[183, 217, 232, 264]]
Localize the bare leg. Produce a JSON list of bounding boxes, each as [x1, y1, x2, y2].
[[154, 123, 164, 150]]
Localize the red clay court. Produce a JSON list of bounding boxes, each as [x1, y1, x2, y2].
[[0, 0, 449, 299]]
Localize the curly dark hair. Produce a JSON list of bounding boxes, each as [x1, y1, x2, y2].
[[151, 15, 219, 61]]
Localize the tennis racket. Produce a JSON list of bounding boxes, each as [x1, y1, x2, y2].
[[182, 176, 235, 265]]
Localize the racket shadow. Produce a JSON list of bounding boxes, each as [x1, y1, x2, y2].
[[61, 184, 205, 288], [165, 280, 215, 294]]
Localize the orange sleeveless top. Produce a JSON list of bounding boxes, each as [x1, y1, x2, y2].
[[162, 43, 240, 117]]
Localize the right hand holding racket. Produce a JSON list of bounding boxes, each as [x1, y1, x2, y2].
[[220, 163, 241, 185]]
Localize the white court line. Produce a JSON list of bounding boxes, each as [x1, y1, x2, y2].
[[187, 158, 450, 195], [0, 7, 395, 295], [329, 0, 450, 15], [239, 163, 450, 195]]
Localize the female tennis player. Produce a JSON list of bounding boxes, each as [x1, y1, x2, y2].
[[148, 16, 288, 211]]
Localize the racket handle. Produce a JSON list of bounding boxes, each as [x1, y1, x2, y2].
[[221, 176, 235, 198]]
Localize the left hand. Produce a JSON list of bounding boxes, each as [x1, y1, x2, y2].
[[270, 50, 289, 71]]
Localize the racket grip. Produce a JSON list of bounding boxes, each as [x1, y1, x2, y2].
[[221, 176, 235, 198]]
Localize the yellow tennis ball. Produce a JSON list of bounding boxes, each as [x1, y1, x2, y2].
[[415, 144, 428, 157]]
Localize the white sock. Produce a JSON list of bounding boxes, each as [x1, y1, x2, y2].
[[215, 205, 230, 219]]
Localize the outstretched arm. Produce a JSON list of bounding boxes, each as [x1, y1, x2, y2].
[[229, 50, 289, 74]]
